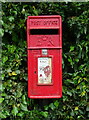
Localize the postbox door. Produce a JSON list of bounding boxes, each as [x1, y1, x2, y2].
[[28, 49, 62, 98]]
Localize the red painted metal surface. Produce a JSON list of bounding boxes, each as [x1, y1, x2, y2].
[[27, 15, 62, 99]]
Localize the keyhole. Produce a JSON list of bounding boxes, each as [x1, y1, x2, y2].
[[34, 71, 36, 74]]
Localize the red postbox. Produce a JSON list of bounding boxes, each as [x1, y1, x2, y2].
[[27, 15, 62, 99]]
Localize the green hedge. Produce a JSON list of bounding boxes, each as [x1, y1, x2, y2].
[[1, 2, 89, 120]]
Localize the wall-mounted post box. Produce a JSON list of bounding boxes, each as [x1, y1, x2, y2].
[[27, 15, 62, 99]]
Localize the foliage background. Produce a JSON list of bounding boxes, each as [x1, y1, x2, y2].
[[1, 2, 89, 120]]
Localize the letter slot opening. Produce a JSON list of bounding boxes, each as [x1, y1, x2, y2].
[[30, 29, 59, 35]]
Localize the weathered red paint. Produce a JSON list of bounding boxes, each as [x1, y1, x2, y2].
[[27, 15, 62, 99]]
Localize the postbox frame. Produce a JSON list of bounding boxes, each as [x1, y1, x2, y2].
[[27, 15, 62, 99]]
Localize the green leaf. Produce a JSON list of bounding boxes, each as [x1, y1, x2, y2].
[[68, 58, 72, 63], [7, 68, 12, 73], [75, 106, 79, 110], [22, 95, 27, 104], [16, 70, 20, 74], [20, 104, 28, 111], [0, 28, 4, 36], [0, 112, 6, 118], [1, 93, 6, 96], [9, 16, 14, 22], [70, 111, 74, 116], [0, 98, 4, 103], [70, 46, 74, 51], [0, 84, 3, 91], [84, 27, 87, 34], [49, 103, 55, 110], [54, 100, 59, 108], [5, 111, 10, 116], [7, 45, 16, 53], [0, 20, 4, 25], [67, 91, 72, 96], [44, 105, 49, 110], [86, 106, 89, 111], [17, 112, 24, 117], [17, 91, 22, 98], [75, 59, 79, 62], [2, 56, 8, 63], [11, 106, 18, 116], [40, 111, 48, 118]]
